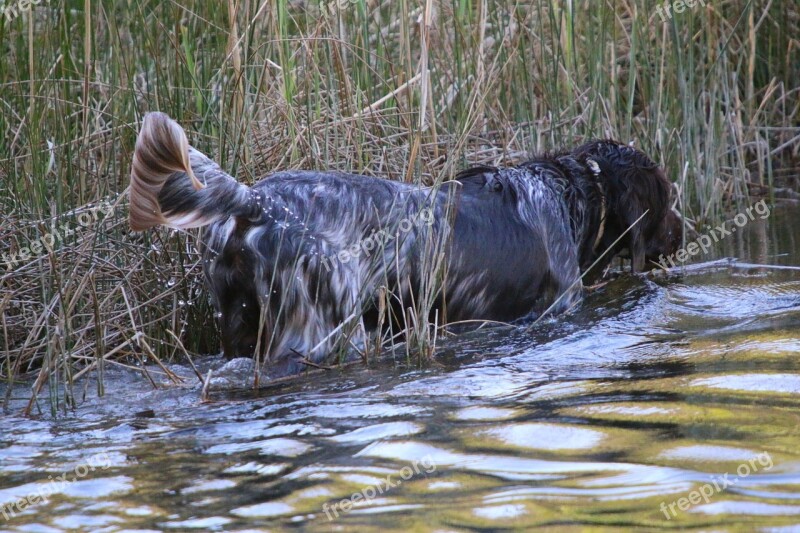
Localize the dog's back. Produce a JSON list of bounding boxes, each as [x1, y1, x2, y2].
[[129, 114, 682, 374]]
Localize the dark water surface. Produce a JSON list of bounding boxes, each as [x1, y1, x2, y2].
[[2, 204, 800, 532]]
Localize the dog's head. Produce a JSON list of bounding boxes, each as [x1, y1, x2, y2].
[[605, 164, 683, 272], [576, 141, 684, 273], [644, 202, 684, 268]]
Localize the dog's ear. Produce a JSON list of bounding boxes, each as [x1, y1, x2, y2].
[[600, 161, 670, 273], [623, 166, 672, 273], [615, 187, 648, 273], [630, 231, 647, 273]]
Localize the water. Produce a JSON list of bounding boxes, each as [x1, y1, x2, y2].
[[2, 204, 800, 532]]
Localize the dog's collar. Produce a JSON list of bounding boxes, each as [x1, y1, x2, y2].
[[588, 159, 607, 253]]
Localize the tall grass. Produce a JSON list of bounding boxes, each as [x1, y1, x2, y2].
[[1, 0, 797, 414]]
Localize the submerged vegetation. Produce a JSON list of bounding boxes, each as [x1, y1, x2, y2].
[[0, 0, 798, 413]]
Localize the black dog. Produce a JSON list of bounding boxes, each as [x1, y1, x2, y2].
[[130, 113, 682, 374]]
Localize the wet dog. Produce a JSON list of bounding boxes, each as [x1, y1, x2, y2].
[[129, 113, 682, 374]]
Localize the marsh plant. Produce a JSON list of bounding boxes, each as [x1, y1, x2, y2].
[[0, 0, 797, 413], [656, 199, 771, 269]]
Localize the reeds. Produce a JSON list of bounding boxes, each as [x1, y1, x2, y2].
[[1, 0, 798, 413]]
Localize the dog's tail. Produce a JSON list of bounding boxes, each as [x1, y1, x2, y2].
[[129, 112, 259, 231]]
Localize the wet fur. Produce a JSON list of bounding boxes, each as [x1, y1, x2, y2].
[[129, 113, 682, 375]]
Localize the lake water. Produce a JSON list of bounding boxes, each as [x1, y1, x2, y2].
[[2, 203, 800, 532]]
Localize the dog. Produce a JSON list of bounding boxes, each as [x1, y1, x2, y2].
[[129, 112, 682, 375]]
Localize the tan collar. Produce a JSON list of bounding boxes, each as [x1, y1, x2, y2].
[[592, 181, 607, 253]]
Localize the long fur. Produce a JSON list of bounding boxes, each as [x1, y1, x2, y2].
[[130, 112, 682, 375]]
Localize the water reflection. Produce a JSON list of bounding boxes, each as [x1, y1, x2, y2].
[[2, 205, 800, 531]]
